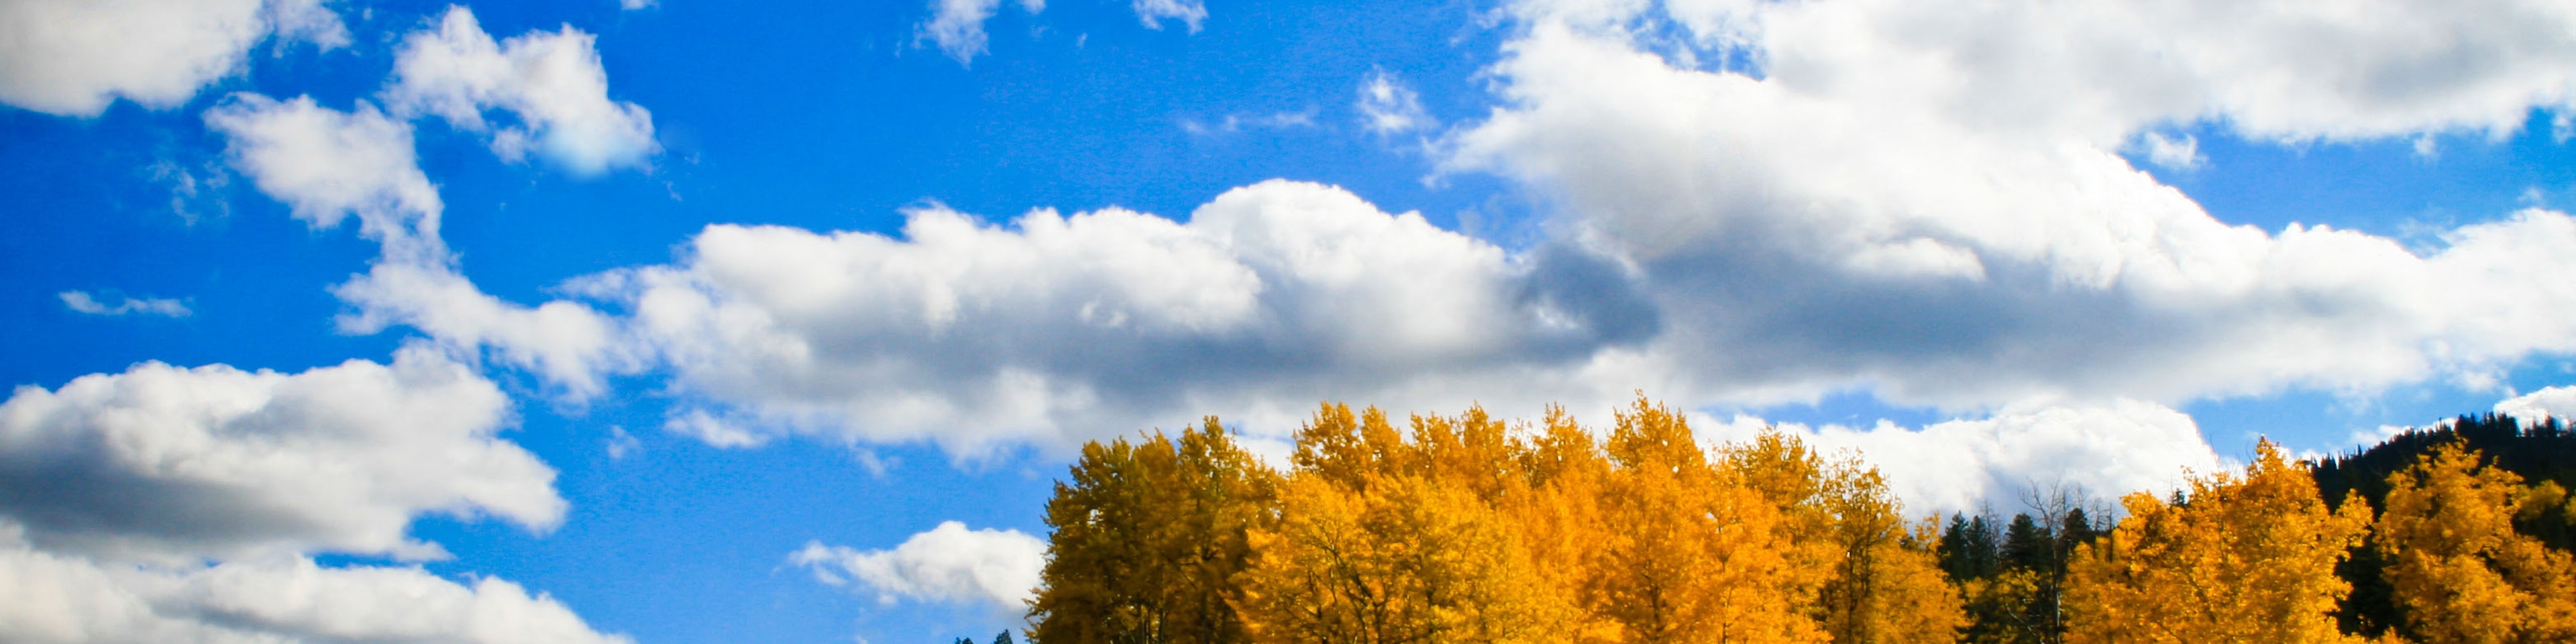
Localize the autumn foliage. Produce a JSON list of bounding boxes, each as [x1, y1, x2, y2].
[[1025, 400, 2576, 644]]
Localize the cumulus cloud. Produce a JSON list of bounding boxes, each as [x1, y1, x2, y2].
[[0, 348, 626, 644], [2496, 385, 2576, 423], [0, 541, 629, 644], [1620, 0, 2576, 144], [1700, 400, 2223, 516], [384, 6, 658, 174], [1442, 0, 2576, 411], [918, 0, 1045, 66], [58, 292, 191, 318], [790, 521, 1046, 609], [203, 93, 445, 262], [0, 345, 561, 562], [1356, 70, 1432, 136], [578, 179, 1657, 451], [1132, 0, 1207, 32], [0, 0, 345, 116]]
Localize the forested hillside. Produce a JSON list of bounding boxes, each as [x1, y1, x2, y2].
[[1016, 399, 2576, 644]]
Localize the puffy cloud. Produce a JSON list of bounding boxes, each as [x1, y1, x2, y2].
[[1617, 0, 2576, 144], [586, 179, 1657, 451], [0, 0, 345, 117], [1701, 400, 2223, 516], [2496, 385, 2576, 423], [918, 0, 1045, 66], [0, 345, 561, 563], [0, 347, 621, 643], [0, 542, 630, 644], [202, 93, 444, 262], [333, 263, 628, 398], [384, 7, 657, 175], [58, 292, 191, 318], [1356, 70, 1432, 135], [1131, 0, 1206, 32], [1443, 1, 2576, 411], [790, 521, 1046, 609]]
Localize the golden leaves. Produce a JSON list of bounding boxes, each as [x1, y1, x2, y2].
[[2062, 440, 2370, 644]]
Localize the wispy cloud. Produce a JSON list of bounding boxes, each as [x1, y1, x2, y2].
[[58, 291, 191, 318], [1356, 69, 1431, 136], [1180, 109, 1317, 136]]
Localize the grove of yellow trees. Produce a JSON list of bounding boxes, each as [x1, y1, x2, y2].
[[1025, 400, 2576, 644]]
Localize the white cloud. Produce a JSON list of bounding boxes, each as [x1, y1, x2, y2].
[[1357, 70, 1432, 136], [2496, 385, 2576, 423], [0, 346, 622, 643], [1180, 110, 1317, 136], [1700, 400, 2223, 516], [621, 0, 657, 9], [662, 409, 767, 448], [202, 93, 445, 263], [604, 426, 641, 460], [207, 92, 629, 398], [2137, 131, 2202, 171], [58, 292, 191, 318], [0, 542, 630, 644], [918, 0, 1028, 66], [582, 179, 1656, 453], [0, 0, 345, 117], [1440, 1, 2576, 411], [0, 345, 562, 564], [790, 521, 1046, 609], [333, 262, 627, 398], [384, 7, 658, 175], [1626, 0, 2576, 144], [1132, 0, 1206, 32]]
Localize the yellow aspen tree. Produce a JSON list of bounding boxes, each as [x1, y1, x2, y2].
[[1856, 518, 1972, 644], [1595, 397, 1826, 644], [1032, 418, 1277, 644], [2377, 443, 2576, 644], [1512, 405, 1624, 644], [1726, 429, 1964, 644], [1236, 407, 1568, 644], [2061, 439, 2371, 644], [1817, 474, 1966, 644]]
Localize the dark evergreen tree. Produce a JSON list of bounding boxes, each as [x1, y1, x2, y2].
[[2000, 513, 2053, 573], [1938, 513, 2002, 582]]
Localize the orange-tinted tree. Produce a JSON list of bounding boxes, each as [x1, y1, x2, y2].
[[2376, 443, 2576, 644], [1030, 418, 1277, 644], [2061, 439, 2371, 644]]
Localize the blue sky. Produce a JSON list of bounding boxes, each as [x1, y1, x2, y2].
[[5, 0, 2576, 642]]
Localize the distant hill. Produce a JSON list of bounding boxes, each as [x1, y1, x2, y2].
[[2314, 413, 2576, 527]]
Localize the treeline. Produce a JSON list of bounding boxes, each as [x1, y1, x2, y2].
[[1020, 398, 2576, 644]]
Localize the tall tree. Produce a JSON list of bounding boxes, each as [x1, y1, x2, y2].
[[1592, 398, 1827, 644], [1030, 419, 1277, 644], [2062, 439, 2371, 644], [2376, 442, 2576, 644], [1235, 405, 1570, 644], [1727, 429, 1964, 644]]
